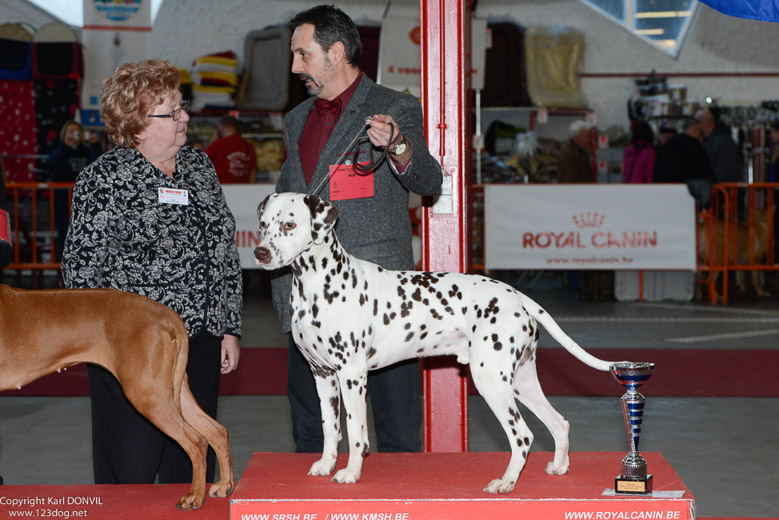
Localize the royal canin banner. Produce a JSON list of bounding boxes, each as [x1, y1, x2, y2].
[[484, 184, 696, 271]]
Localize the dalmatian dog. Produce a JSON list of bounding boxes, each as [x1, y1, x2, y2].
[[254, 192, 621, 494]]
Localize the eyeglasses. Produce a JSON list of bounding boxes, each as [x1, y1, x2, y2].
[[148, 100, 191, 121]]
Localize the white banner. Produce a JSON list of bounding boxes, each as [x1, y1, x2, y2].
[[484, 184, 696, 270], [81, 0, 152, 126], [377, 17, 487, 96], [378, 17, 422, 96], [222, 184, 275, 269]]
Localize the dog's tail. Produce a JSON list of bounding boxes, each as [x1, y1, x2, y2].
[[520, 293, 616, 372]]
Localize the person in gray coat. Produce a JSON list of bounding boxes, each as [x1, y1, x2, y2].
[[272, 4, 443, 454]]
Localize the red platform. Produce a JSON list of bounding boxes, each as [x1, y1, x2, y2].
[[231, 452, 695, 520]]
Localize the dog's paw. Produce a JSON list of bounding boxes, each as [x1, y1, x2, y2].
[[544, 459, 570, 475], [332, 467, 361, 484], [208, 480, 235, 498], [308, 458, 336, 477], [483, 478, 516, 494], [176, 492, 205, 511]]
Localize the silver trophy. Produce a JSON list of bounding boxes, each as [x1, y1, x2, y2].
[[611, 361, 655, 494]]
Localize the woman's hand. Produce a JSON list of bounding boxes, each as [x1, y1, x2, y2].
[[221, 334, 241, 374]]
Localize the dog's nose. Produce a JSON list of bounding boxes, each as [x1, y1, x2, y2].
[[254, 246, 272, 264]]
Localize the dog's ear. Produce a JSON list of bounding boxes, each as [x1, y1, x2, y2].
[[257, 194, 273, 221], [304, 194, 338, 245]]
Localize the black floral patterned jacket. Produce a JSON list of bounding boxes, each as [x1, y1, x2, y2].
[[62, 145, 242, 339]]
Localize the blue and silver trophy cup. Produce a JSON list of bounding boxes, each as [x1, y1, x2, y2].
[[610, 361, 655, 494]]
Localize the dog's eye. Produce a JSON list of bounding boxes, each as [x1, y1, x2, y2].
[[283, 222, 297, 231]]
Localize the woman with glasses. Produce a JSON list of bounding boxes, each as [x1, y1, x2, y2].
[[61, 58, 242, 486]]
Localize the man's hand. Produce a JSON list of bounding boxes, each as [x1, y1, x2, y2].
[[368, 114, 411, 166], [367, 114, 402, 149]]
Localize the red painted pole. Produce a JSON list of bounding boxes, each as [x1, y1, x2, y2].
[[419, 0, 472, 452]]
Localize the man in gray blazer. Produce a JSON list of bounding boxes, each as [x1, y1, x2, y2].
[[272, 4, 443, 454]]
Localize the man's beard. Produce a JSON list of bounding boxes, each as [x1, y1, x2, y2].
[[300, 56, 333, 97], [299, 73, 323, 96]]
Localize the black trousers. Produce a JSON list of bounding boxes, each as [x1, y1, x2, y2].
[[287, 334, 423, 453], [87, 332, 222, 484]]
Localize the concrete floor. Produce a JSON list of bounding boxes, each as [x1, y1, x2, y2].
[[1, 271, 778, 518]]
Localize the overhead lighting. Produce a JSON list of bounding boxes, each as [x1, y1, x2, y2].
[[635, 11, 693, 18], [637, 28, 665, 35]]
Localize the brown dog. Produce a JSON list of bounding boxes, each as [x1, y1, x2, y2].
[[0, 285, 233, 510], [698, 211, 771, 301]]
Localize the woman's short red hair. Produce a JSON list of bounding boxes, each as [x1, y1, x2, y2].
[[100, 59, 181, 148]]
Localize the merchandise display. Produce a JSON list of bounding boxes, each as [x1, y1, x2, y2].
[[191, 50, 239, 112]]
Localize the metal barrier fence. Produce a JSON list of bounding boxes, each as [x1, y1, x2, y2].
[[5, 181, 73, 272], [697, 182, 777, 304]]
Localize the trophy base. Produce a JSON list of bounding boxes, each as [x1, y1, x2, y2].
[[615, 474, 653, 494]]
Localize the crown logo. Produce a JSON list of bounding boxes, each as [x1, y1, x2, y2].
[[572, 212, 605, 228]]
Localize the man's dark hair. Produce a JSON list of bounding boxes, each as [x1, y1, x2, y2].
[[220, 115, 239, 130], [290, 4, 362, 67], [708, 105, 722, 122]]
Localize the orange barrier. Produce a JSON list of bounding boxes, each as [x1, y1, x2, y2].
[[697, 182, 777, 304], [5, 181, 74, 272]]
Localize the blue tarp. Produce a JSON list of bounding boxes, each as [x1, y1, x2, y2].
[[698, 0, 779, 22]]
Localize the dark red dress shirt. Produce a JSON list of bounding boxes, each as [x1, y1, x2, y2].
[[299, 74, 362, 183]]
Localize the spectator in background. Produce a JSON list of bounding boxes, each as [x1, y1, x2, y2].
[[654, 118, 712, 182], [558, 120, 608, 299], [45, 120, 101, 260], [657, 121, 677, 147], [622, 121, 656, 183], [653, 118, 714, 207], [205, 115, 257, 183], [695, 106, 742, 183], [557, 120, 593, 183], [769, 120, 779, 181]]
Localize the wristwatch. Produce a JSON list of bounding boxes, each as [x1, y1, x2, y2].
[[390, 135, 407, 156]]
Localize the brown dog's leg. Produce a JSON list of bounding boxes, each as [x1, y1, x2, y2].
[[111, 319, 210, 510], [179, 379, 234, 498], [124, 393, 210, 510]]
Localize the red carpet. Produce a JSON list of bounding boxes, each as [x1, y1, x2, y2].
[[234, 451, 689, 500], [231, 452, 694, 519], [2, 347, 777, 397]]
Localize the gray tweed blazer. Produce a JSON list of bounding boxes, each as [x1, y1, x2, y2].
[[271, 74, 443, 333]]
